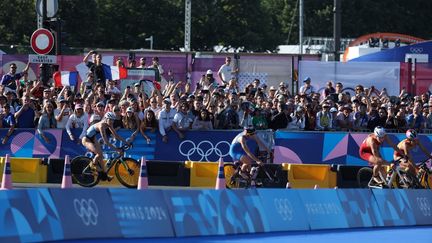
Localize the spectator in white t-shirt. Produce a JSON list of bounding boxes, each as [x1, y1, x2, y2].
[[54, 97, 71, 128], [66, 104, 89, 143], [158, 98, 183, 143], [217, 57, 238, 85], [299, 77, 315, 95]]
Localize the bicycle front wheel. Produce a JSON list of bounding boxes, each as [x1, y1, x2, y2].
[[115, 158, 140, 188], [357, 167, 373, 188], [70, 156, 99, 187]]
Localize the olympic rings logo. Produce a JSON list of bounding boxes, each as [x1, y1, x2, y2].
[[416, 197, 431, 217], [73, 198, 99, 226], [410, 47, 423, 54], [178, 140, 231, 161], [274, 198, 293, 221]]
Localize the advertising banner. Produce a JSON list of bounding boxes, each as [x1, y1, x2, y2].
[[371, 189, 416, 226], [0, 189, 64, 242], [257, 189, 309, 231], [109, 189, 174, 238], [336, 189, 384, 227], [49, 188, 122, 239], [297, 189, 349, 230], [299, 61, 401, 96]]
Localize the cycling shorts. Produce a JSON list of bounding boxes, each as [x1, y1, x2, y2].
[[359, 142, 373, 163]]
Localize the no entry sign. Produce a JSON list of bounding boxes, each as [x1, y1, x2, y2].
[[30, 28, 54, 55]]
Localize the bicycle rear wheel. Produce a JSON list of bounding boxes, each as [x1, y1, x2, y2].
[[224, 164, 250, 189], [70, 156, 99, 187], [357, 167, 373, 188], [115, 158, 140, 188]]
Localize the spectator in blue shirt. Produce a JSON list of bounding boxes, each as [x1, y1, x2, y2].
[[0, 104, 16, 144], [407, 105, 426, 130], [0, 62, 29, 91], [14, 96, 36, 128]]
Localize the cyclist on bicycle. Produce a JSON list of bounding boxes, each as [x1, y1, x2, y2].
[[393, 129, 432, 175], [229, 125, 272, 178], [359, 126, 406, 186], [81, 112, 130, 180]]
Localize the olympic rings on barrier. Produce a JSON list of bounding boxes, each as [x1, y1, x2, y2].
[[409, 47, 423, 54], [73, 198, 99, 226], [416, 197, 431, 217], [273, 198, 293, 221], [178, 140, 231, 161]]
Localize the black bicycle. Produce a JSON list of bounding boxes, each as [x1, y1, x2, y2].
[[70, 144, 140, 188], [415, 158, 432, 189], [357, 158, 420, 189], [224, 152, 281, 189]]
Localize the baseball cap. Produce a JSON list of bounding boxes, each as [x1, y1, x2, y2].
[[59, 96, 67, 103], [96, 101, 105, 107], [330, 107, 338, 112], [269, 86, 276, 91], [126, 107, 134, 113], [303, 77, 311, 82], [43, 88, 51, 93], [134, 82, 140, 87], [75, 104, 84, 110], [206, 69, 213, 75], [163, 98, 171, 104]]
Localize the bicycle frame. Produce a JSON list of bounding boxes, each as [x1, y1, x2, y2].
[[103, 150, 134, 175]]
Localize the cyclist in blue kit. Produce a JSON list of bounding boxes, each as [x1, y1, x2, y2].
[[229, 126, 272, 178]]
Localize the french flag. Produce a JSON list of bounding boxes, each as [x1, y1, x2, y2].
[[103, 65, 127, 80], [53, 71, 78, 87]]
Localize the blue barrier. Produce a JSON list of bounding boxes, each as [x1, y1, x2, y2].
[[49, 188, 122, 240], [0, 189, 63, 242], [109, 189, 175, 238], [257, 189, 309, 231], [371, 189, 416, 226], [297, 189, 349, 230], [1, 188, 432, 241], [162, 189, 269, 237], [402, 190, 432, 225], [336, 189, 383, 227]]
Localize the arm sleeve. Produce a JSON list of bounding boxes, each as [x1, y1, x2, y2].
[[79, 114, 89, 139]]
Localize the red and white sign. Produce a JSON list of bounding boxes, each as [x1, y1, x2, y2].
[[30, 28, 54, 55]]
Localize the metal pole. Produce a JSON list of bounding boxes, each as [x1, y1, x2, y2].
[[333, 0, 341, 61], [184, 0, 191, 52], [299, 0, 303, 54]]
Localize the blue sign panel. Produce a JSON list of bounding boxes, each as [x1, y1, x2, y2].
[[257, 189, 309, 231], [398, 190, 432, 226], [0, 189, 64, 242], [155, 130, 238, 162], [49, 188, 122, 239], [297, 189, 349, 229], [163, 189, 268, 237], [371, 189, 416, 226], [337, 189, 384, 227], [109, 189, 174, 238]]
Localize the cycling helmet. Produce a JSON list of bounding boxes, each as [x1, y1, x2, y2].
[[104, 112, 117, 121], [406, 129, 417, 140], [244, 125, 256, 135], [374, 126, 386, 138]]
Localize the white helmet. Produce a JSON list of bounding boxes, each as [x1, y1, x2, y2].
[[374, 126, 386, 138], [406, 129, 417, 140], [104, 112, 117, 120]]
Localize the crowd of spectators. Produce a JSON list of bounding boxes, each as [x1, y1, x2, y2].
[[1, 53, 432, 145]]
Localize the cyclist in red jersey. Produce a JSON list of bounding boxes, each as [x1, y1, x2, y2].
[[393, 129, 432, 175], [359, 126, 406, 185]]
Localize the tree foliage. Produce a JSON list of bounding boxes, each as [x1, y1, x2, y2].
[[1, 0, 431, 53]]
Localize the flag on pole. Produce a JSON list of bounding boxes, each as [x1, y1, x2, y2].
[[103, 65, 127, 80], [53, 71, 78, 87]]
